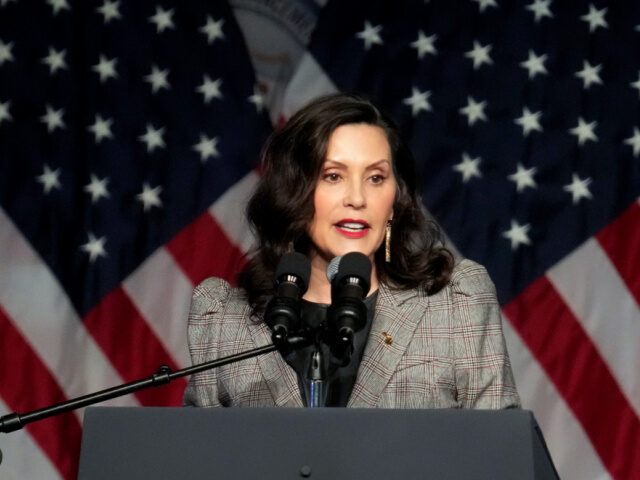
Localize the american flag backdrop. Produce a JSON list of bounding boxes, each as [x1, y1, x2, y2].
[[0, 1, 639, 479], [0, 1, 271, 478]]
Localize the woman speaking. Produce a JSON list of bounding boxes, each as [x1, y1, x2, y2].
[[183, 93, 520, 409]]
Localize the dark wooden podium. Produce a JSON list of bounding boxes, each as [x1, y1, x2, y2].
[[78, 407, 558, 479]]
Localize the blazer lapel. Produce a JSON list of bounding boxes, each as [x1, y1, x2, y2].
[[348, 284, 425, 407], [245, 318, 304, 407]]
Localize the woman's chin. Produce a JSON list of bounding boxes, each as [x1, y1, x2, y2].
[[328, 246, 376, 262]]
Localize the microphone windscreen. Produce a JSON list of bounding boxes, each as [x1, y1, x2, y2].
[[336, 252, 371, 295], [275, 252, 311, 291], [326, 256, 341, 283]]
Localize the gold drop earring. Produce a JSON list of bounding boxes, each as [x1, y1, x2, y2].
[[385, 220, 392, 263]]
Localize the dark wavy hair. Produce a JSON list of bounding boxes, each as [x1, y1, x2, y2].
[[237, 92, 453, 313]]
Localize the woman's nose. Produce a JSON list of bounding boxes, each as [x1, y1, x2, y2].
[[343, 179, 366, 208]]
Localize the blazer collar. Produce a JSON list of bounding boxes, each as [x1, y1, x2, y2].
[[348, 283, 426, 407]]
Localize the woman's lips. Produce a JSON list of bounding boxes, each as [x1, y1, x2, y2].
[[334, 220, 370, 239]]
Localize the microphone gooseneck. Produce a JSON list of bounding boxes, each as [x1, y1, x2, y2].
[[264, 252, 311, 346]]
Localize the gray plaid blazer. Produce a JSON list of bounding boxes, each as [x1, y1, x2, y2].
[[183, 259, 520, 409]]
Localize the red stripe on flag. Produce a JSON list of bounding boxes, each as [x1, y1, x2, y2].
[[82, 287, 186, 406], [166, 211, 247, 286], [596, 201, 640, 306], [503, 276, 640, 480], [0, 305, 82, 480]]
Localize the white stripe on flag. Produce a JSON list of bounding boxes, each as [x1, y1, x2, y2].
[[547, 237, 640, 417], [122, 247, 193, 369], [281, 51, 338, 119], [0, 207, 138, 411], [502, 318, 611, 480], [0, 398, 62, 480], [208, 170, 261, 254]]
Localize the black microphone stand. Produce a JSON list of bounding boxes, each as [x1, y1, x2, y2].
[[0, 336, 312, 435], [305, 344, 327, 408]]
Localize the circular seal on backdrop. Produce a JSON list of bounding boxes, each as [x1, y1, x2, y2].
[[230, 0, 325, 123]]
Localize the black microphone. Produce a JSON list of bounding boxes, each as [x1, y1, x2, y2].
[[326, 252, 371, 363], [264, 252, 311, 346]]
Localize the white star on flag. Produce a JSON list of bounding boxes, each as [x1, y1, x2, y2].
[[41, 47, 68, 75], [137, 182, 163, 211], [83, 174, 110, 203], [623, 127, 640, 158], [403, 87, 432, 116], [192, 134, 220, 163], [148, 6, 175, 33], [575, 60, 603, 89], [40, 104, 66, 133], [36, 164, 62, 194], [80, 232, 107, 263], [508, 163, 538, 192], [472, 0, 498, 13], [515, 107, 543, 136], [248, 85, 264, 113], [410, 30, 437, 59], [630, 71, 640, 99], [465, 40, 493, 70], [96, 0, 121, 24], [138, 123, 166, 153], [200, 16, 225, 44], [526, 0, 554, 23], [145, 64, 171, 94], [356, 21, 383, 50], [92, 54, 118, 83], [520, 49, 548, 79], [0, 39, 14, 65], [47, 0, 70, 15], [569, 117, 598, 146], [453, 152, 482, 182], [196, 75, 223, 103], [564, 173, 593, 203], [87, 114, 114, 143], [459, 96, 488, 126], [0, 100, 12, 124], [580, 4, 608, 33], [502, 219, 532, 250]]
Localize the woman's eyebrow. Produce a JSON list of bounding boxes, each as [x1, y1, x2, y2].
[[322, 159, 346, 167], [323, 159, 391, 168], [366, 159, 392, 169]]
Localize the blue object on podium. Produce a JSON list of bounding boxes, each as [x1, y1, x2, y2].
[[78, 407, 558, 479]]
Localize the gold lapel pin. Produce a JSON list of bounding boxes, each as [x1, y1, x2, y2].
[[382, 331, 393, 345]]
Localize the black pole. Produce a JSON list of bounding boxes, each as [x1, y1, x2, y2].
[[1, 337, 310, 434]]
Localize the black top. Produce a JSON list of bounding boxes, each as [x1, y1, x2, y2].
[[283, 292, 377, 407]]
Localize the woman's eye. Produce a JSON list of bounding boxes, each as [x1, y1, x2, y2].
[[370, 175, 385, 184], [323, 173, 341, 182]]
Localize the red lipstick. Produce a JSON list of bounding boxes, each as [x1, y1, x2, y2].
[[334, 219, 370, 239]]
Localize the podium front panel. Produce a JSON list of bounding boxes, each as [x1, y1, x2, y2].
[[78, 407, 558, 479]]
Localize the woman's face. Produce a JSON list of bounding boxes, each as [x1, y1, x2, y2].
[[307, 123, 396, 268]]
